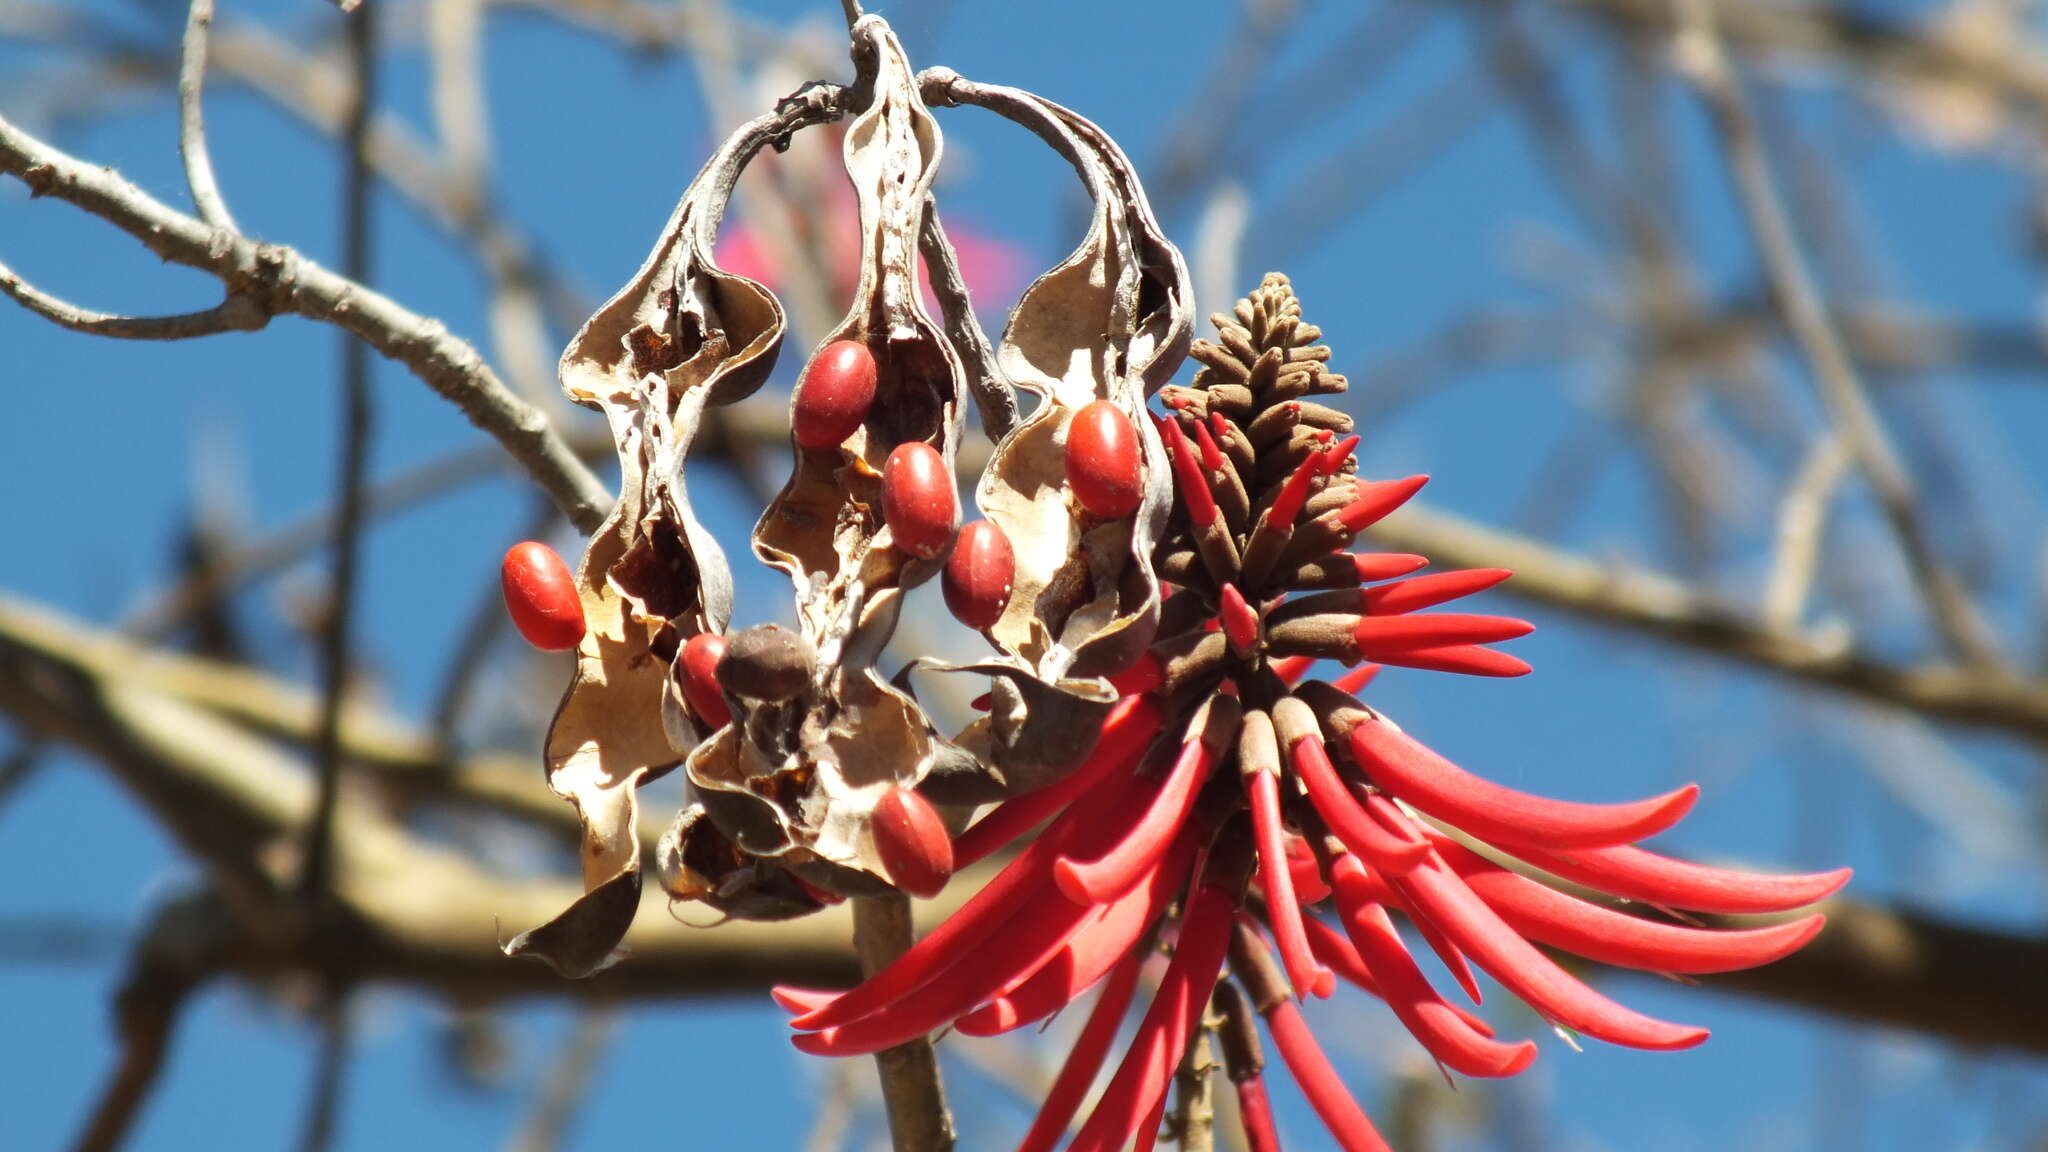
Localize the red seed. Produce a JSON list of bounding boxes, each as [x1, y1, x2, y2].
[[679, 632, 731, 730], [1065, 400, 1144, 519], [881, 441, 958, 559], [942, 519, 1015, 630], [792, 340, 878, 449], [500, 541, 585, 651], [872, 785, 954, 899]]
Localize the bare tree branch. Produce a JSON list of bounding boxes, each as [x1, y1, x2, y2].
[[854, 894, 956, 1152], [0, 113, 613, 535], [67, 892, 229, 1152], [1365, 503, 2048, 741], [0, 257, 267, 338], [1673, 0, 2004, 669]]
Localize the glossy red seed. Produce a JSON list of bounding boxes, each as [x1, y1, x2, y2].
[[679, 632, 731, 730], [500, 541, 585, 651], [1065, 400, 1144, 519], [872, 785, 954, 898], [881, 441, 958, 559], [943, 519, 1015, 630], [792, 340, 878, 449]]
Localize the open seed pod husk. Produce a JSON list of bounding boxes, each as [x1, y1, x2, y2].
[[915, 73, 1192, 796], [504, 87, 846, 974], [691, 17, 970, 898]]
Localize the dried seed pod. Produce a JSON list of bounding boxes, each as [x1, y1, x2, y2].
[[930, 73, 1189, 697], [792, 339, 879, 449], [504, 77, 852, 968], [883, 441, 960, 559], [1065, 399, 1144, 519], [501, 541, 585, 651], [872, 784, 955, 898], [681, 631, 732, 729], [688, 19, 976, 897], [944, 519, 1016, 630]]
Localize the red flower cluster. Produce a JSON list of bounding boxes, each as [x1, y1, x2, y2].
[[771, 276, 1845, 1151]]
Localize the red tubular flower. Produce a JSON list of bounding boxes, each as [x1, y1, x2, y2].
[[1068, 877, 1239, 1152], [1015, 953, 1145, 1152], [1248, 737, 1335, 999], [776, 275, 1842, 1152], [953, 693, 1164, 868]]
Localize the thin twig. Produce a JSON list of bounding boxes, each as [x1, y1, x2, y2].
[[296, 989, 353, 1152], [1170, 1021, 1218, 1152], [1763, 432, 1850, 631], [176, 0, 236, 231], [851, 894, 956, 1152], [502, 1006, 618, 1152], [293, 15, 376, 1146], [799, 1060, 861, 1152], [68, 892, 231, 1152], [1672, 0, 2004, 670], [0, 258, 267, 338], [917, 199, 1017, 441], [298, 0, 378, 915], [0, 113, 613, 534]]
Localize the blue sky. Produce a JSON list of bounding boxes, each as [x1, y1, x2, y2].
[[3, 0, 2045, 1148]]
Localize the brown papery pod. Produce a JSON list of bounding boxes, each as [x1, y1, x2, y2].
[[504, 85, 849, 973], [916, 71, 1192, 795], [689, 17, 969, 897]]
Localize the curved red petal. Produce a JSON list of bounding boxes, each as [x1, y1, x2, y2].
[[1159, 414, 1220, 527], [1396, 854, 1710, 1050], [1330, 857, 1537, 1077], [1235, 1073, 1285, 1152], [1069, 883, 1238, 1152], [1442, 845, 1828, 974], [1360, 569, 1513, 615], [791, 881, 1103, 1055], [1055, 731, 1220, 906], [957, 836, 1195, 1036], [953, 693, 1164, 868], [1352, 612, 1534, 654], [1014, 953, 1145, 1152], [1350, 721, 1698, 852], [1509, 842, 1852, 915], [1288, 734, 1430, 875], [1300, 913, 1498, 1038], [1371, 644, 1532, 677], [1265, 1000, 1395, 1152], [1251, 767, 1335, 999], [1334, 475, 1429, 534], [1353, 553, 1430, 582]]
